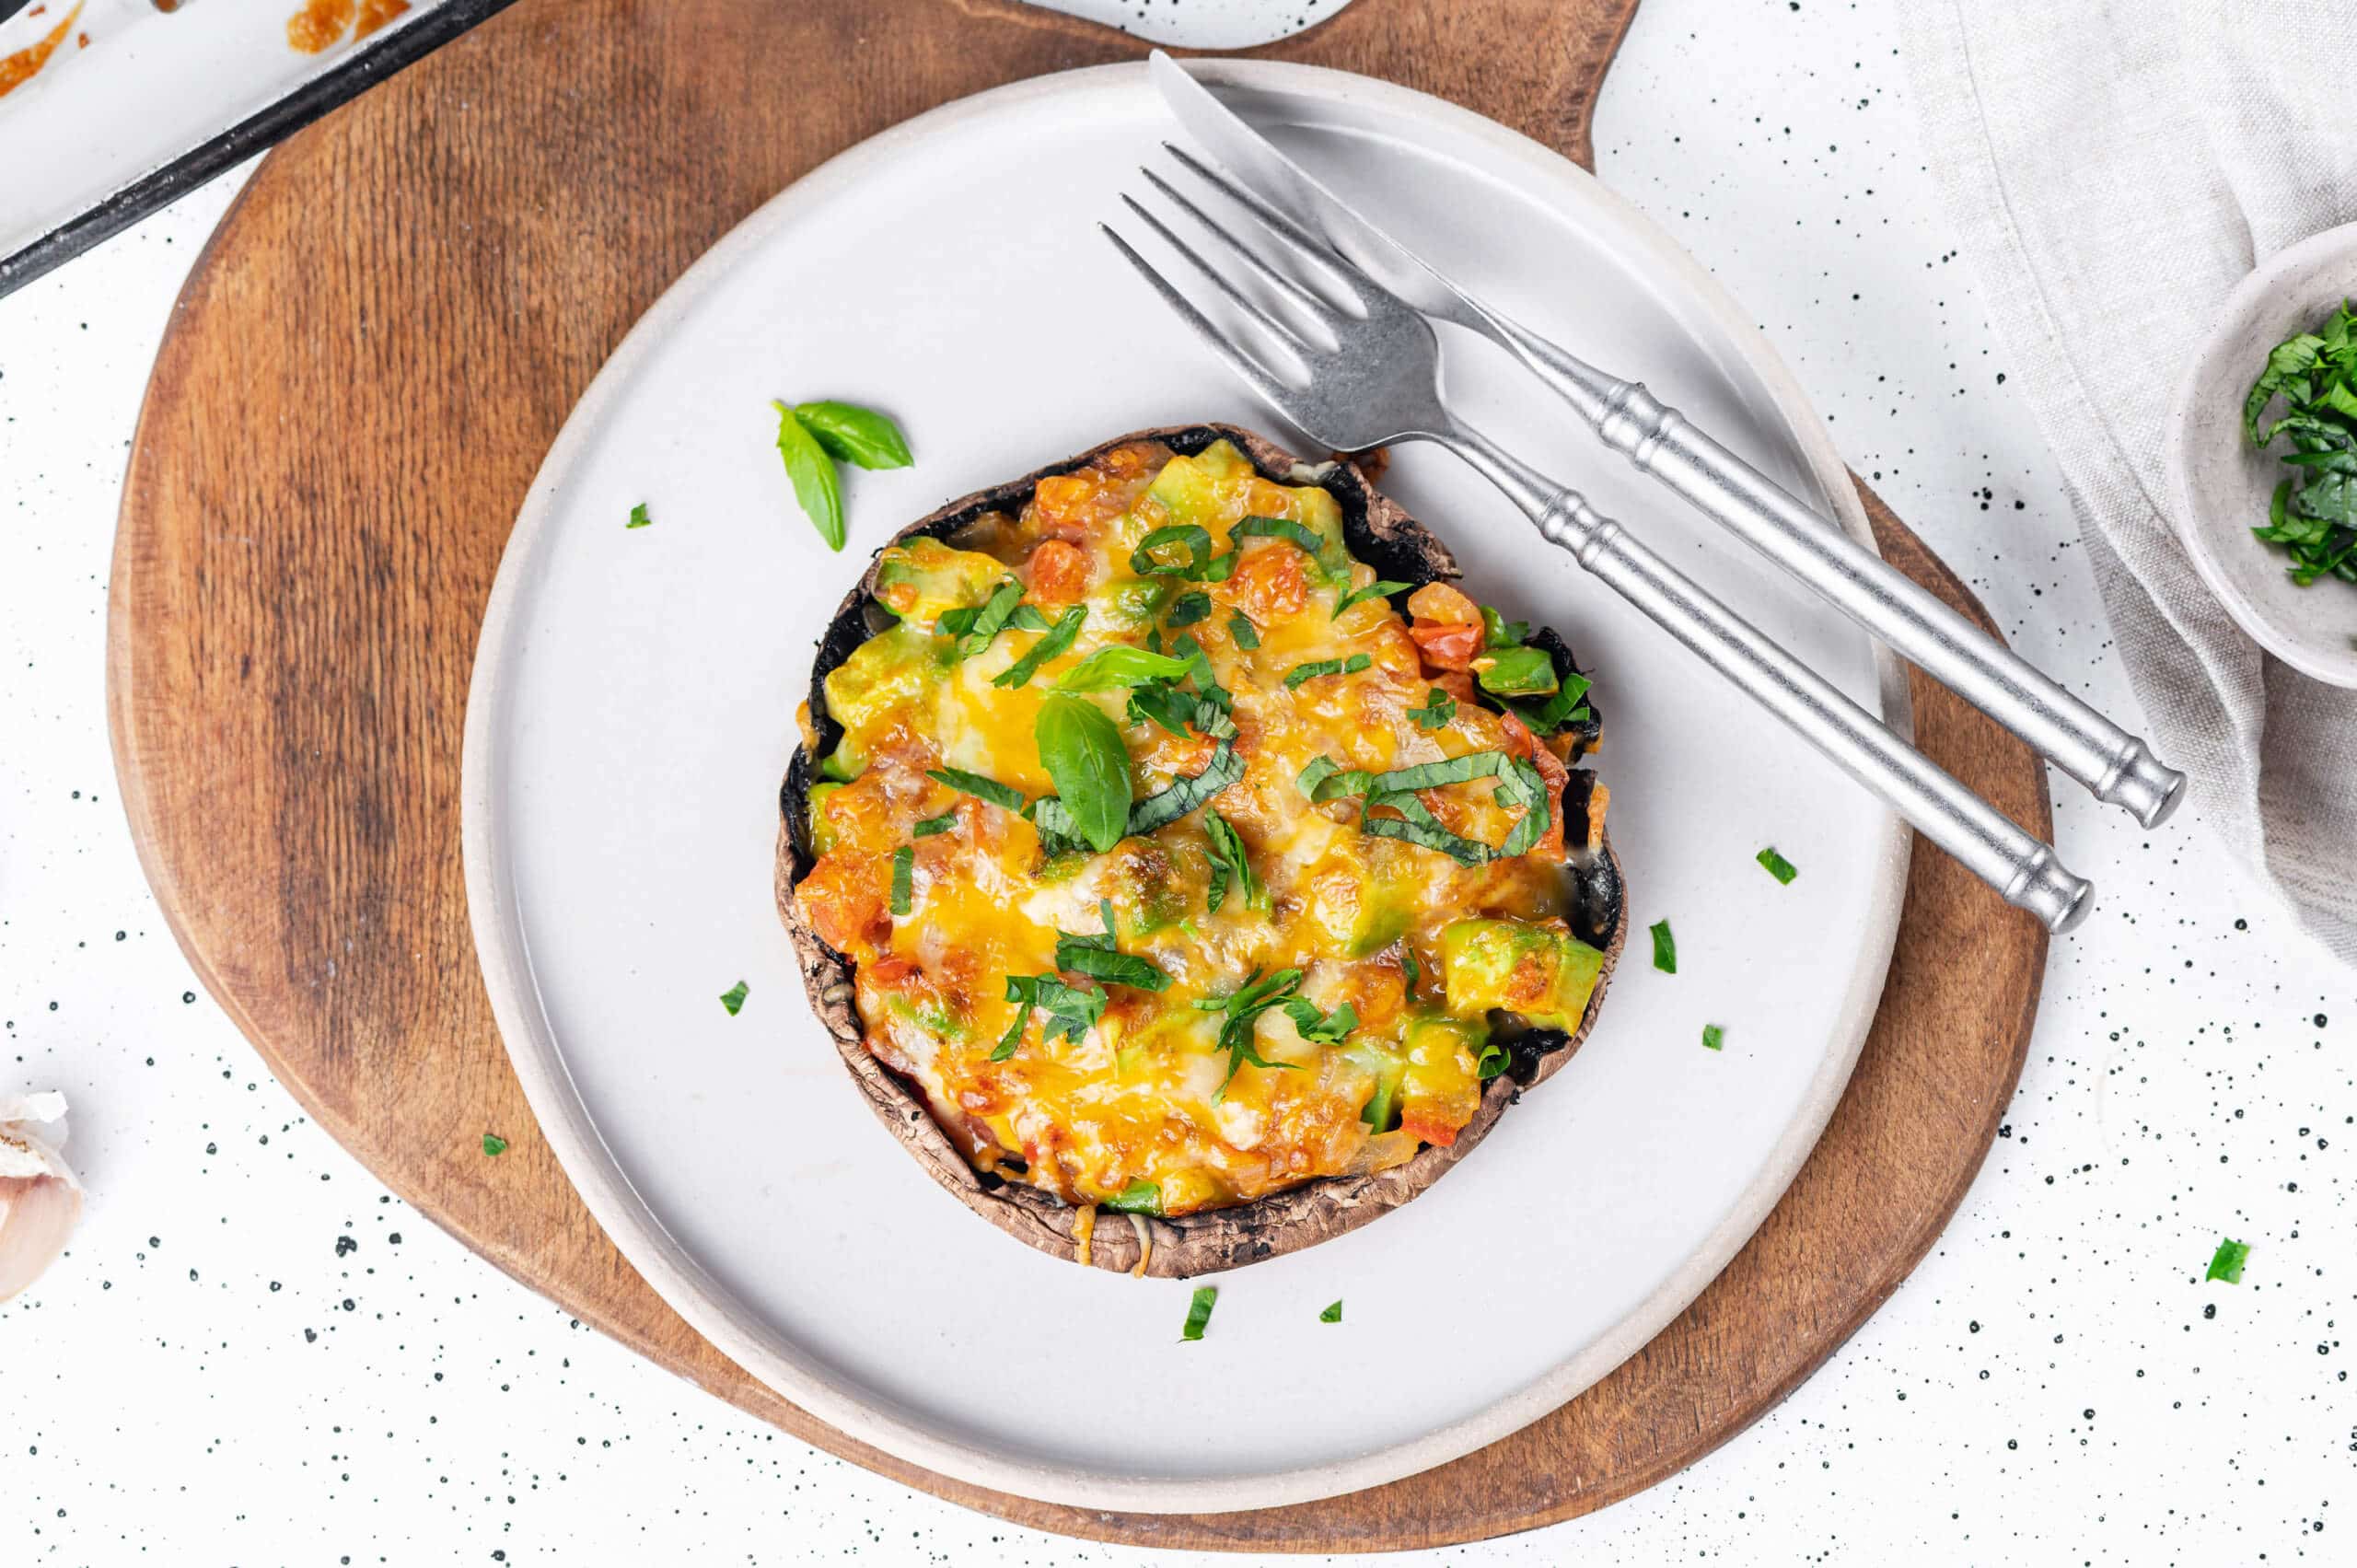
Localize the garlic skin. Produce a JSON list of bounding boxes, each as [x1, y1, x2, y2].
[[0, 1092, 84, 1303]]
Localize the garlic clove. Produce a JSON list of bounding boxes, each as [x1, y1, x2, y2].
[[0, 1091, 84, 1303]]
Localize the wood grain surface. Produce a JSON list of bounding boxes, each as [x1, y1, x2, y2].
[[107, 0, 2050, 1550]]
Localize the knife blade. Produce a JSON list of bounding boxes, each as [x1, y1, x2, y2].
[[1147, 51, 1494, 331]]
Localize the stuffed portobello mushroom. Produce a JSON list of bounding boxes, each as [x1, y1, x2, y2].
[[778, 425, 1624, 1278]]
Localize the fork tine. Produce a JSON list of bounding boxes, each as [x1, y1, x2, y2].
[[1136, 167, 1345, 332], [1115, 194, 1309, 361], [1098, 224, 1306, 415], [1161, 142, 1377, 311]]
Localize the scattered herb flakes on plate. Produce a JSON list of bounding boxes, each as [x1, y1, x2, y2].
[[2243, 299, 2357, 588], [1756, 846, 1798, 885], [482, 1132, 509, 1157], [1701, 1024, 1725, 1051], [1649, 919, 1677, 974], [1181, 1284, 1218, 1341], [2205, 1237, 2250, 1283], [719, 980, 749, 1016], [1319, 1299, 1343, 1324], [625, 502, 653, 529]]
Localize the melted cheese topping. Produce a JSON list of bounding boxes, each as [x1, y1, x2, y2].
[[799, 440, 1607, 1216]]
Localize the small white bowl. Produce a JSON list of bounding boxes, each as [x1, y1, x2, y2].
[[2165, 220, 2357, 688]]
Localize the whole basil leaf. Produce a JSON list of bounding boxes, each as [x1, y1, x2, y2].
[[1035, 695, 1132, 854], [771, 401, 844, 551], [792, 401, 913, 470], [1054, 645, 1197, 692]]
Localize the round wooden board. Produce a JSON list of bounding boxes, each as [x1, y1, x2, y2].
[[109, 0, 2049, 1550]]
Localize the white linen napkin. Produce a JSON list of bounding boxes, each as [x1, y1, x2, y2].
[[1897, 0, 2357, 962]]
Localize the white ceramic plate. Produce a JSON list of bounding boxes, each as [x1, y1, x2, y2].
[[462, 61, 1910, 1514]]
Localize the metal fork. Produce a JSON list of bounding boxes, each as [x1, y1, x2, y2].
[[1106, 157, 2095, 933]]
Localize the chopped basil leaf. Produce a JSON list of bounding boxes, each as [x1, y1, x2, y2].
[[626, 502, 652, 529], [1407, 688, 1456, 729], [771, 400, 845, 552], [1196, 967, 1311, 1095], [2244, 302, 2357, 588], [1125, 679, 1194, 738], [1480, 605, 1529, 646], [911, 812, 957, 837], [1476, 1040, 1511, 1079], [926, 767, 1027, 813], [1283, 653, 1372, 689], [1181, 1284, 1217, 1342], [1361, 795, 1494, 865], [1495, 757, 1551, 858], [1318, 1299, 1342, 1323], [1036, 695, 1132, 854], [1280, 997, 1357, 1042], [1058, 945, 1170, 991], [1104, 1180, 1162, 1215], [482, 1132, 508, 1156], [1167, 590, 1213, 628], [993, 604, 1086, 689], [1400, 944, 1421, 996], [1333, 578, 1411, 620], [790, 400, 913, 470], [1233, 515, 1324, 554], [1650, 920, 1677, 974], [1202, 808, 1262, 914], [889, 844, 914, 916], [1228, 610, 1260, 649], [2206, 1237, 2250, 1283], [1512, 670, 1594, 734], [942, 578, 1025, 659], [1296, 755, 1371, 803], [1002, 971, 1107, 1049], [719, 981, 749, 1016], [1055, 645, 1196, 692], [1053, 902, 1170, 991], [1009, 604, 1052, 632], [1369, 751, 1506, 792], [1756, 845, 1799, 885], [1127, 739, 1243, 836], [1701, 1024, 1725, 1051], [1131, 523, 1216, 578]]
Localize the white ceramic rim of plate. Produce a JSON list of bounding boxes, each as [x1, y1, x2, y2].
[[2163, 217, 2357, 689], [460, 57, 1912, 1514]]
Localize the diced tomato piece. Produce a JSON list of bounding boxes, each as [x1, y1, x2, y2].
[[1406, 582, 1480, 625], [1408, 620, 1482, 671], [1332, 958, 1408, 1032], [1399, 1108, 1461, 1147], [868, 955, 918, 984], [1026, 539, 1093, 605], [1227, 542, 1309, 621], [797, 852, 890, 955]]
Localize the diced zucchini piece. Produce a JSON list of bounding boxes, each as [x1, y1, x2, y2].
[[1347, 1041, 1409, 1132], [1475, 645, 1560, 697], [1144, 440, 1256, 528], [821, 622, 941, 749], [1092, 574, 1173, 627], [1399, 1014, 1488, 1139], [1303, 842, 1414, 956], [872, 537, 1008, 629], [807, 782, 844, 854], [1439, 917, 1606, 1029], [1102, 1179, 1163, 1215]]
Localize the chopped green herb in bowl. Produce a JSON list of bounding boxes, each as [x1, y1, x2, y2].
[[2243, 299, 2357, 589]]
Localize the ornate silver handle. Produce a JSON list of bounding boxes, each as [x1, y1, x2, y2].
[[1503, 331, 2185, 830], [1444, 424, 2093, 934]]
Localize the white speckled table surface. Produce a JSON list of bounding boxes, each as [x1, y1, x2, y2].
[[3, 1, 2348, 1562]]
